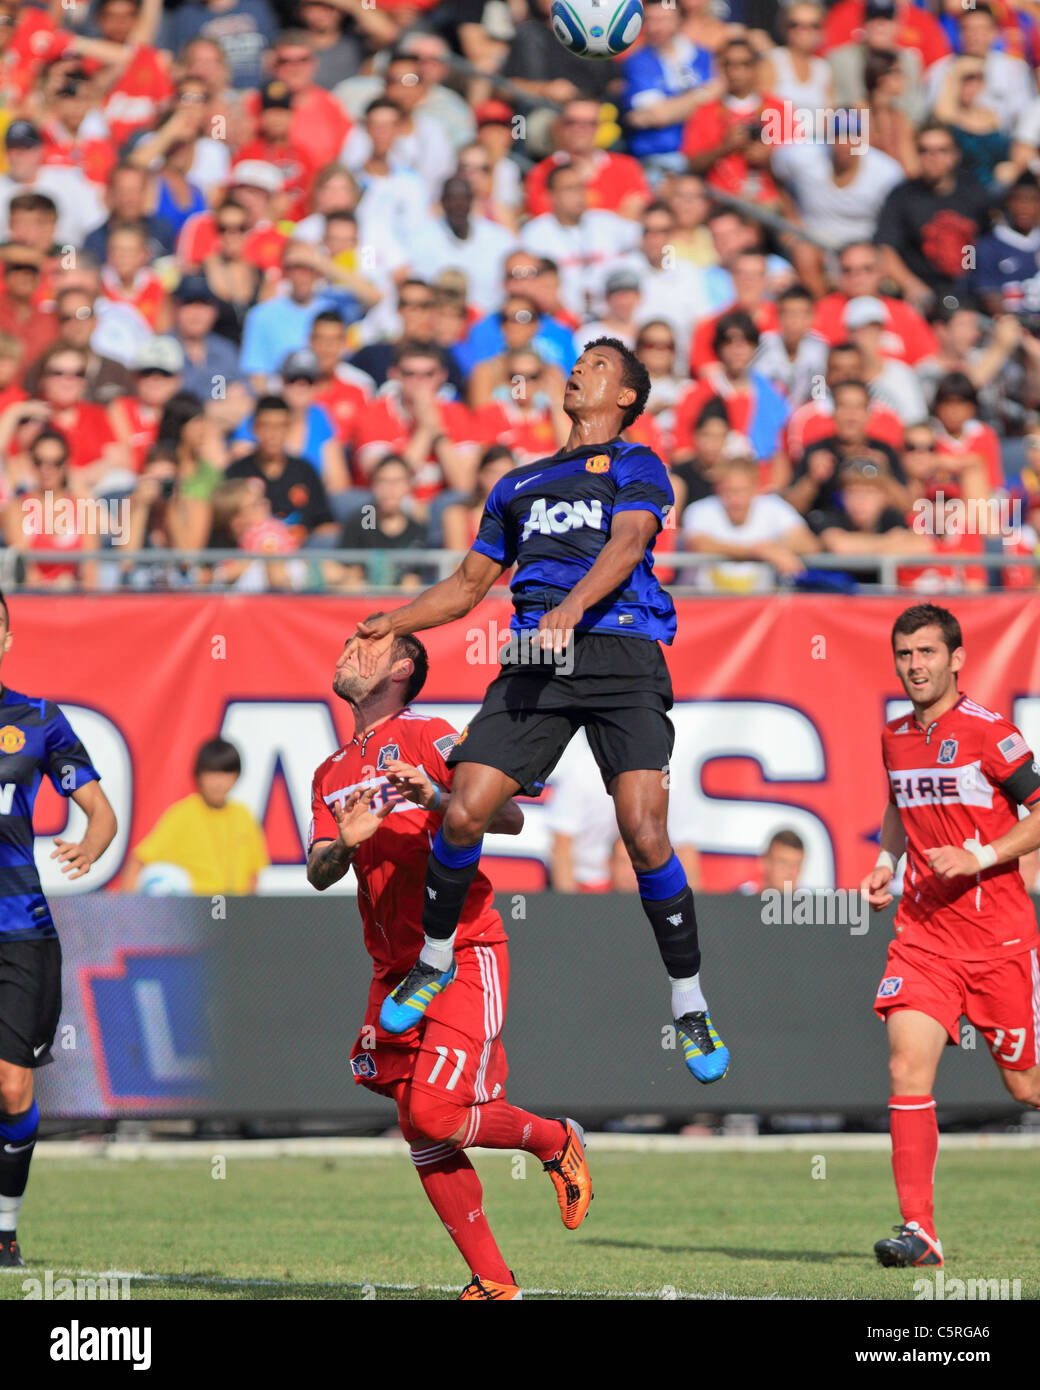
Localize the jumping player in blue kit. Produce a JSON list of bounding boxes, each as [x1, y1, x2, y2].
[[355, 338, 729, 1086], [0, 593, 116, 1266]]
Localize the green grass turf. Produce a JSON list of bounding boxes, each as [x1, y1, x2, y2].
[[1, 1150, 1036, 1301]]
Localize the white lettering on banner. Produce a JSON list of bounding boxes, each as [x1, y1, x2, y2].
[[133, 980, 212, 1082]]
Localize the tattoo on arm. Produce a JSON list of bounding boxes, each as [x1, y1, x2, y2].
[[308, 838, 356, 890]]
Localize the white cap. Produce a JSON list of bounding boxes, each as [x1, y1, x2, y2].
[[134, 335, 185, 374], [844, 295, 886, 330], [230, 160, 283, 193]]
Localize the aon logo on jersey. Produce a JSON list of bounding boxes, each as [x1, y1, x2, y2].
[[522, 498, 604, 542]]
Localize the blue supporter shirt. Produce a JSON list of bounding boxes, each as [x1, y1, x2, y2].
[[0, 687, 100, 939], [472, 437, 677, 644], [621, 38, 713, 159]]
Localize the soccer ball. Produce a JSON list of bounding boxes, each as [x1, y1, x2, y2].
[[137, 862, 193, 896], [550, 0, 644, 59]]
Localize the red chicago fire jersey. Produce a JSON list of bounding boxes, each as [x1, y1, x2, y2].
[[884, 693, 1040, 959], [308, 708, 507, 978]]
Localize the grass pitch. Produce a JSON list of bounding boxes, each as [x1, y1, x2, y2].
[[2, 1149, 1036, 1301]]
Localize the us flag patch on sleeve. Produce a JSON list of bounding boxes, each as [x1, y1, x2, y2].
[[434, 734, 458, 758], [998, 732, 1032, 763]]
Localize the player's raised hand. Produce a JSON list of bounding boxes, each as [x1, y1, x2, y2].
[[537, 597, 583, 656], [332, 786, 397, 848], [861, 865, 894, 911], [925, 845, 984, 880], [354, 613, 394, 675], [383, 759, 439, 811], [50, 838, 94, 879]]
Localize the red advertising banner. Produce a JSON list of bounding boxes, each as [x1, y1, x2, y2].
[[8, 593, 1040, 894]]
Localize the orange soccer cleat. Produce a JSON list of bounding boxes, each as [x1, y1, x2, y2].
[[542, 1118, 593, 1230], [458, 1274, 522, 1300]]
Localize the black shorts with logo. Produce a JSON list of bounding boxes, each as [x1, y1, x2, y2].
[[447, 631, 675, 797], [0, 937, 62, 1068]]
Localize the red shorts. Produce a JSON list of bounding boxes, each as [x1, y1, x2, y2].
[[874, 938, 1040, 1070], [350, 941, 510, 1105]]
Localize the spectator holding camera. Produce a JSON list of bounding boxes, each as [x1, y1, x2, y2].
[[125, 392, 227, 556], [682, 38, 784, 209], [3, 428, 99, 589]]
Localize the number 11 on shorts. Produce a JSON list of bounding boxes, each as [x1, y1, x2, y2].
[[427, 1046, 467, 1090]]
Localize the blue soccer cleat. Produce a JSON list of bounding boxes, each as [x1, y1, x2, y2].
[[379, 957, 457, 1034], [675, 1011, 730, 1084]]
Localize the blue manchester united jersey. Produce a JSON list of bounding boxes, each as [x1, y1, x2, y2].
[[0, 686, 100, 939], [472, 437, 677, 643]]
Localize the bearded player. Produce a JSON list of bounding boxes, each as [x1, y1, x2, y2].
[[307, 632, 593, 1301], [0, 592, 116, 1266], [354, 339, 728, 1086], [863, 603, 1040, 1268]]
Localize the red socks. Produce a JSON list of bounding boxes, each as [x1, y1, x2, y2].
[[410, 1144, 513, 1286], [460, 1099, 566, 1162], [889, 1095, 938, 1234]]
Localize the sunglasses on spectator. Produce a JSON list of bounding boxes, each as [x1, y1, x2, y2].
[[7, 262, 39, 275], [138, 368, 176, 379], [788, 18, 821, 26], [400, 296, 435, 310], [284, 375, 315, 386], [459, 160, 491, 172], [33, 455, 65, 468], [46, 366, 86, 378], [638, 337, 674, 350], [0, 15, 15, 26], [905, 440, 935, 451], [275, 53, 312, 66], [720, 334, 752, 346], [399, 366, 438, 378]]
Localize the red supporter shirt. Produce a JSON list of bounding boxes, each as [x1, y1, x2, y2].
[[821, 0, 951, 67], [812, 294, 937, 365], [690, 301, 780, 375], [114, 396, 159, 474], [352, 394, 482, 498], [313, 375, 369, 446], [232, 137, 318, 222], [308, 709, 507, 980], [100, 269, 167, 330], [934, 420, 1003, 492], [39, 122, 115, 187], [785, 398, 905, 460], [98, 45, 176, 148], [884, 694, 1040, 959], [0, 295, 57, 367], [524, 150, 651, 219], [49, 402, 117, 471], [472, 401, 558, 464], [242, 86, 351, 171], [681, 97, 786, 202], [177, 213, 288, 272]]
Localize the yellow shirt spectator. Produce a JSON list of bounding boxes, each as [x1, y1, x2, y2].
[[132, 793, 269, 896]]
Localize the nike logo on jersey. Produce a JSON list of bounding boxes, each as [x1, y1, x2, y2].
[[3, 1141, 34, 1154], [0, 784, 15, 815], [32, 1042, 47, 1057], [521, 498, 603, 541], [513, 473, 543, 492], [427, 887, 437, 900]]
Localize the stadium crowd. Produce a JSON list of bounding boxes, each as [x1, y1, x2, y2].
[[0, 0, 1039, 592]]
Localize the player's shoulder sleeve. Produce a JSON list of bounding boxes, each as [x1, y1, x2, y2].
[[471, 476, 517, 567], [42, 701, 100, 797], [418, 716, 463, 791], [982, 715, 1040, 808], [612, 441, 674, 526]]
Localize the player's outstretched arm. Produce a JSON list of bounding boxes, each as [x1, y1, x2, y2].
[[51, 781, 118, 880], [307, 788, 396, 890], [383, 760, 524, 834], [538, 510, 657, 651], [355, 549, 507, 674]]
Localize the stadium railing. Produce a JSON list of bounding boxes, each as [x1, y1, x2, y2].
[[1, 547, 1036, 592]]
